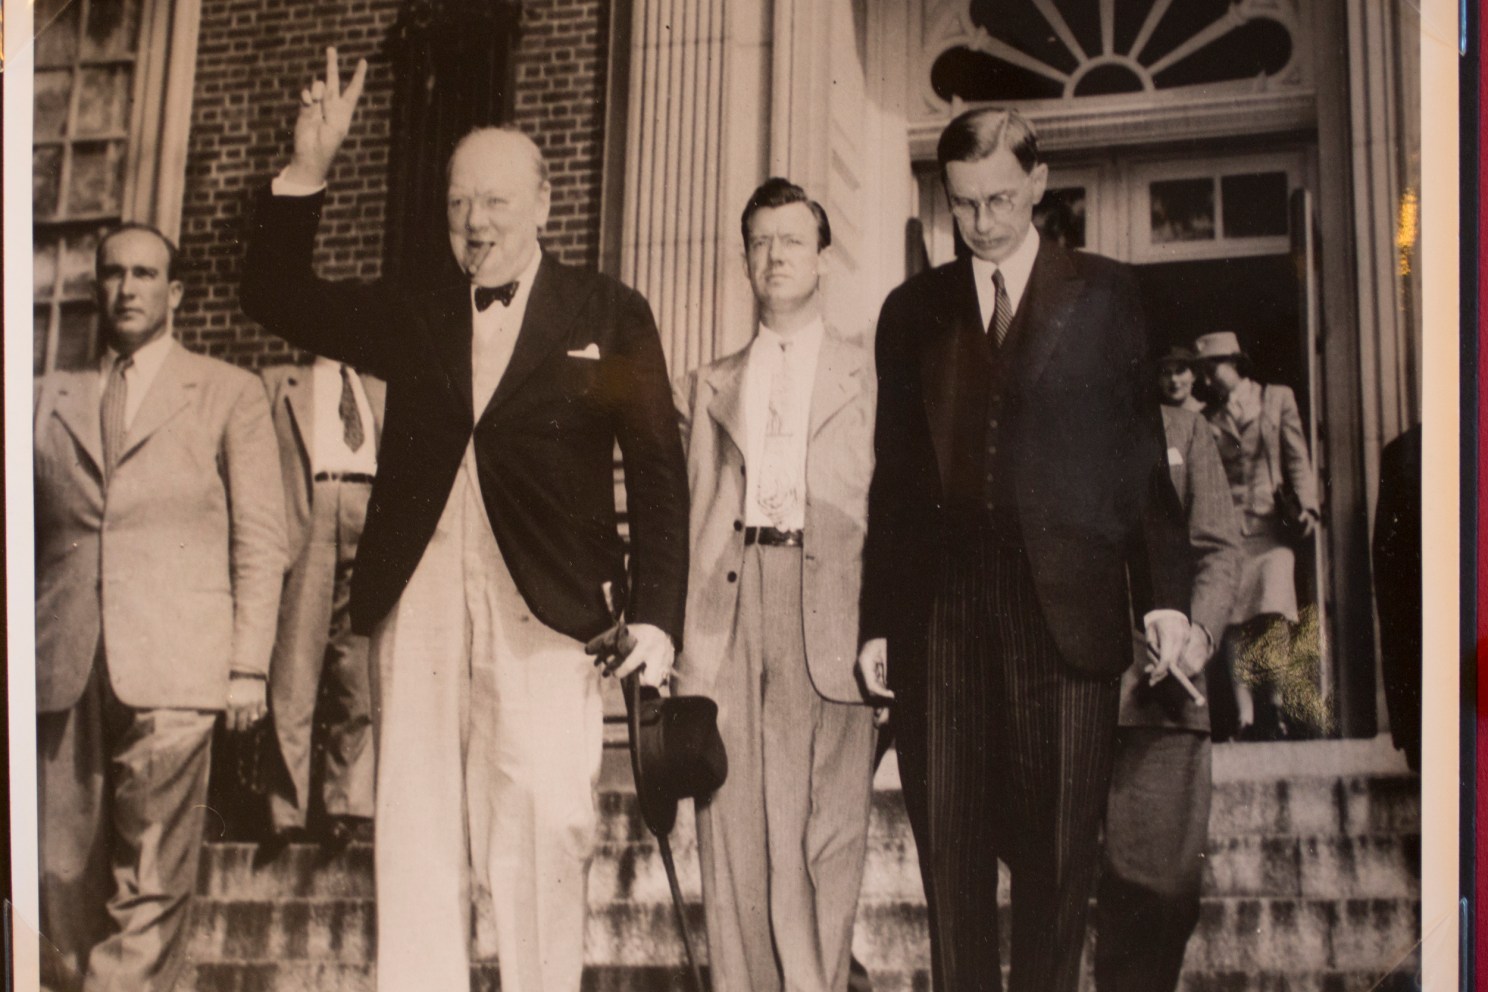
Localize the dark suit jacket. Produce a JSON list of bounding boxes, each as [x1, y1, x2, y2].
[[241, 189, 688, 643], [862, 239, 1189, 680]]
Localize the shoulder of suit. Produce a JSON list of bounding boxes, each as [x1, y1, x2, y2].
[[175, 346, 262, 391]]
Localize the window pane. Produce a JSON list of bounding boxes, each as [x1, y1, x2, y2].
[[1033, 187, 1087, 250], [67, 142, 125, 215], [36, 71, 73, 138], [61, 231, 102, 299], [82, 0, 144, 58], [56, 302, 100, 371], [35, 307, 52, 375], [76, 66, 134, 137], [33, 146, 64, 219], [35, 238, 60, 300], [35, 0, 80, 67], [1150, 178, 1215, 243], [1221, 172, 1290, 238]]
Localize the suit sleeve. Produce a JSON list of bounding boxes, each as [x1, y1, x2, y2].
[[224, 375, 289, 677], [1181, 415, 1243, 639], [860, 289, 938, 646], [611, 288, 690, 643], [241, 186, 400, 378], [1278, 386, 1319, 513], [1117, 268, 1191, 617]]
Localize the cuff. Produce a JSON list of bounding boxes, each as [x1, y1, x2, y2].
[[272, 170, 326, 197], [1142, 608, 1188, 629]]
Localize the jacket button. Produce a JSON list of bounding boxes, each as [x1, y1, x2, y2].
[[734, 520, 743, 531], [988, 419, 998, 429], [727, 571, 738, 583]]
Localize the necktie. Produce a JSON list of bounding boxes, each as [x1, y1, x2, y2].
[[474, 281, 520, 311], [339, 364, 365, 452], [990, 268, 1013, 346], [758, 341, 800, 528], [101, 354, 133, 480]]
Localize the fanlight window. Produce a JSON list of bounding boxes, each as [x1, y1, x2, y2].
[[931, 0, 1296, 104]]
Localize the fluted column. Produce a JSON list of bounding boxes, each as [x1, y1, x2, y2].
[[619, 0, 772, 375]]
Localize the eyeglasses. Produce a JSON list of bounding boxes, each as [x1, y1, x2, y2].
[[948, 190, 1025, 220]]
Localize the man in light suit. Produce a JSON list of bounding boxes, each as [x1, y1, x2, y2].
[[35, 224, 286, 991], [1094, 403, 1241, 992], [260, 358, 385, 848], [240, 51, 687, 992], [675, 178, 876, 992], [857, 108, 1191, 992]]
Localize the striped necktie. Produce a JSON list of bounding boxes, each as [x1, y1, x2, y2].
[[339, 364, 365, 452], [990, 268, 1013, 346], [101, 354, 133, 481]]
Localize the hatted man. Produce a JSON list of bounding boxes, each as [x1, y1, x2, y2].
[[35, 223, 286, 991], [675, 178, 877, 992]]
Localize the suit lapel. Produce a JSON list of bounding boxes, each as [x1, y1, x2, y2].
[[1015, 240, 1083, 389], [483, 256, 585, 423], [428, 283, 475, 425], [808, 330, 861, 439], [282, 370, 315, 491], [49, 372, 105, 475], [119, 345, 195, 464], [705, 345, 751, 461], [920, 259, 987, 482]]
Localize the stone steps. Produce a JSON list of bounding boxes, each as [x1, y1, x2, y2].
[[181, 745, 1421, 992]]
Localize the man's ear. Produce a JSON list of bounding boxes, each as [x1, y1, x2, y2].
[[1030, 162, 1049, 205], [535, 180, 553, 231], [168, 280, 185, 311]]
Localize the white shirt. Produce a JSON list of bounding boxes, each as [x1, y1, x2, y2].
[[311, 356, 378, 475], [99, 332, 174, 430], [743, 316, 824, 530], [971, 228, 1040, 334], [471, 246, 543, 419]]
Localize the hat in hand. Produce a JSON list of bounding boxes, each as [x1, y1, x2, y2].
[[626, 679, 728, 836], [585, 621, 729, 837]]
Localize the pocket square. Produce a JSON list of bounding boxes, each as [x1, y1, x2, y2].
[[1167, 446, 1184, 466], [567, 343, 601, 360]]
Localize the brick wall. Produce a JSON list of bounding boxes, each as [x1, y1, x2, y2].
[[175, 0, 613, 369]]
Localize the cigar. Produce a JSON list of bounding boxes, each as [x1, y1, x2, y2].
[[1145, 641, 1208, 707]]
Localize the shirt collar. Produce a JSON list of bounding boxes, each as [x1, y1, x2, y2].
[[971, 226, 1040, 313], [103, 331, 174, 381], [755, 314, 825, 355], [470, 245, 544, 313]]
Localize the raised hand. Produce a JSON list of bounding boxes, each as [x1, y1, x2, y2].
[[285, 46, 368, 189]]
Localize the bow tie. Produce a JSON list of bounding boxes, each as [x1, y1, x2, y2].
[[474, 281, 520, 312]]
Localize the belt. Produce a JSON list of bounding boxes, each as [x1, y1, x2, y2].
[[313, 471, 375, 484], [744, 526, 804, 547]]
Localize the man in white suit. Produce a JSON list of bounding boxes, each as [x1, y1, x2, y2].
[[674, 178, 877, 992], [34, 224, 286, 991], [260, 358, 385, 848]]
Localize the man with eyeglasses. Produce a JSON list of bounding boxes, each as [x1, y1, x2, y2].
[[857, 107, 1190, 992]]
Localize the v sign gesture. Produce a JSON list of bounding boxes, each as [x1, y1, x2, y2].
[[285, 47, 368, 189]]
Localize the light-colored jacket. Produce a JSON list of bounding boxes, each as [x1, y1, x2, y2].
[[260, 363, 386, 557], [34, 344, 287, 713], [673, 328, 875, 704]]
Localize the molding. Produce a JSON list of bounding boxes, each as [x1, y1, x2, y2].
[[908, 89, 1317, 158]]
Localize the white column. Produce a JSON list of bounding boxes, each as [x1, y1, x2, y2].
[[618, 0, 772, 374]]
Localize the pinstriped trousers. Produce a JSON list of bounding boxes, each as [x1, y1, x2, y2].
[[915, 532, 1120, 992]]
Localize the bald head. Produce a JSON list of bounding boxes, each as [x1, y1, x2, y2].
[[446, 127, 552, 286]]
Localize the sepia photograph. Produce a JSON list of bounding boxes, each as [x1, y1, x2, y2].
[[5, 0, 1460, 989]]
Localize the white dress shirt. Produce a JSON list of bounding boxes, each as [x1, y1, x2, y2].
[[99, 332, 175, 430], [971, 228, 1040, 332], [743, 317, 824, 530], [471, 246, 543, 419], [310, 356, 378, 475]]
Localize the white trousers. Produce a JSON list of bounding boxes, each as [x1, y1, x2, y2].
[[370, 453, 604, 992]]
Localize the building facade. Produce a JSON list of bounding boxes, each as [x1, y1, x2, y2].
[[32, 0, 1421, 737]]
